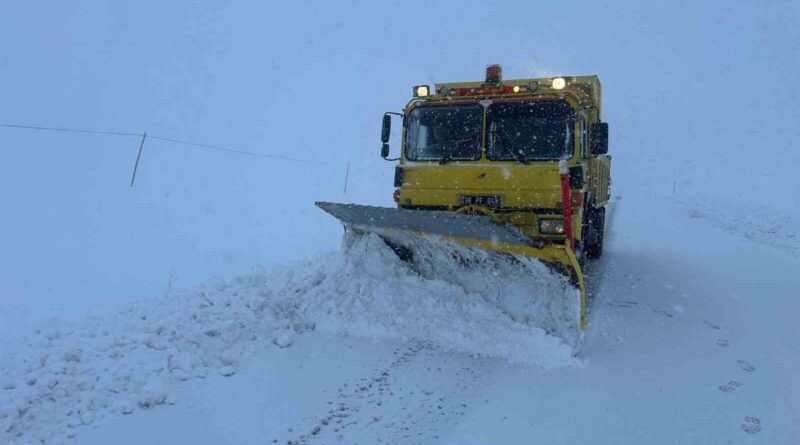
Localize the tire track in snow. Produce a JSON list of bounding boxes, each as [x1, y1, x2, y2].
[[281, 341, 431, 444], [281, 340, 495, 445]]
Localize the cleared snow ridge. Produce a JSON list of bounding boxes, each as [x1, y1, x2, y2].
[[0, 232, 579, 443]]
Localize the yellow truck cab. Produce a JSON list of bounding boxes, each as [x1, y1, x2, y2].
[[381, 65, 611, 261]]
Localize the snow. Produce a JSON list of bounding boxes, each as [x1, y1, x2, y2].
[[675, 195, 800, 258], [1, 192, 798, 444], [0, 229, 580, 444], [2, 1, 799, 443]]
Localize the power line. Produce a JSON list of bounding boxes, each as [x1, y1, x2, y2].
[[0, 123, 142, 137], [0, 122, 357, 169], [147, 134, 343, 166], [1, 122, 390, 182]]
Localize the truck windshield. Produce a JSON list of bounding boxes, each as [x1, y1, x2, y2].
[[405, 105, 482, 161], [486, 101, 574, 161]]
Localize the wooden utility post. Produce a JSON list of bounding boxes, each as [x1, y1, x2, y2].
[[130, 132, 147, 187], [343, 162, 350, 193]]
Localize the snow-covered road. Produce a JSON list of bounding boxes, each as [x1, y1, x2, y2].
[[3, 191, 798, 444]]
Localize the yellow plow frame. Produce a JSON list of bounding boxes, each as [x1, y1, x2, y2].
[[316, 202, 587, 332]]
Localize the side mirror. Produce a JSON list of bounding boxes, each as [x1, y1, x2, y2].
[[381, 114, 392, 143], [590, 122, 609, 154], [381, 114, 391, 158]]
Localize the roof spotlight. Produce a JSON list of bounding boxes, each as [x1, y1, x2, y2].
[[413, 85, 430, 97]]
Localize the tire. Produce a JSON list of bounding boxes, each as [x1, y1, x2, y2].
[[585, 206, 605, 259], [573, 241, 586, 267]]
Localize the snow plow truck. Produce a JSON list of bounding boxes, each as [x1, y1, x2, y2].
[[317, 65, 610, 338]]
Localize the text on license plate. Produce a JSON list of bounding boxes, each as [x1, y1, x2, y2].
[[459, 195, 501, 209]]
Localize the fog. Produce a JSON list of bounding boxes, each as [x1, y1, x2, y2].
[[2, 0, 797, 335]]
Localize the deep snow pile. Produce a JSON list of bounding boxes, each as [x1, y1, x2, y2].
[[284, 232, 582, 359], [0, 233, 578, 443]]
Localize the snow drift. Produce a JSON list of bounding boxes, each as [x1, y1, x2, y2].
[[1, 233, 578, 443]]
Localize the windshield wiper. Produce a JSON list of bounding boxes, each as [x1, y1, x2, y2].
[[493, 129, 529, 165], [438, 135, 474, 165]]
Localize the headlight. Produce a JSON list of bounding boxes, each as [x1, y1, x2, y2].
[[539, 219, 565, 234], [551, 77, 566, 90]]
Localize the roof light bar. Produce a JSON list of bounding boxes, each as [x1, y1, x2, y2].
[[446, 85, 529, 96]]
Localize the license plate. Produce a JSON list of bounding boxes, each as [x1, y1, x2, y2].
[[460, 195, 501, 209]]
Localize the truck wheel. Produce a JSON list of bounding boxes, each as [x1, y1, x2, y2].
[[585, 206, 605, 259], [573, 241, 585, 267]]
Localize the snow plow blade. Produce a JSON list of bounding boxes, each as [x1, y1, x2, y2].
[[315, 202, 587, 334]]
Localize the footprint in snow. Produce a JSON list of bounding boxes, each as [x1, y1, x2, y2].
[[718, 381, 742, 392], [653, 309, 674, 318], [741, 416, 761, 434], [715, 339, 729, 348], [689, 209, 704, 219], [737, 360, 756, 373]]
